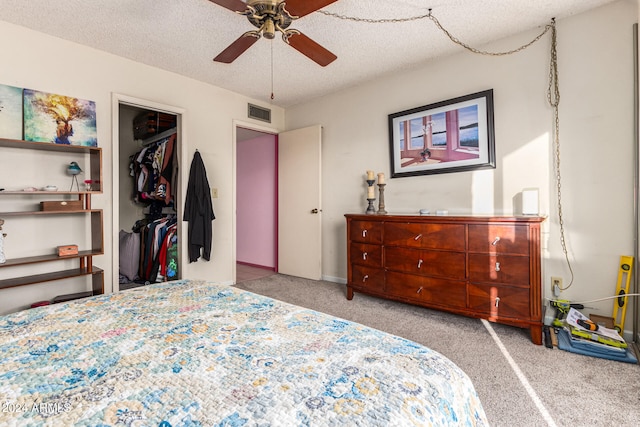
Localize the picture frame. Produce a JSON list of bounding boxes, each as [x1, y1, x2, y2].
[[23, 88, 97, 146], [388, 89, 495, 178], [0, 83, 24, 140]]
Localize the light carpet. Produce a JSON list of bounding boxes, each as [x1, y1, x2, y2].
[[235, 274, 640, 427]]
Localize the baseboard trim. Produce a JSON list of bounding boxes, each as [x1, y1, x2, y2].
[[322, 275, 347, 284], [237, 261, 276, 271]]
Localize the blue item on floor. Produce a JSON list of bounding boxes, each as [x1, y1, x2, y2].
[[556, 328, 637, 364]]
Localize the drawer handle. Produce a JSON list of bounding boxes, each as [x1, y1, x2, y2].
[[417, 259, 423, 269], [495, 262, 501, 272], [417, 287, 423, 294], [363, 252, 368, 260], [362, 275, 369, 282], [362, 229, 368, 238], [414, 233, 423, 241], [495, 297, 500, 307], [492, 236, 501, 246]]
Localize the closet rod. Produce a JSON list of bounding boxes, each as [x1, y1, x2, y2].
[[140, 127, 177, 146]]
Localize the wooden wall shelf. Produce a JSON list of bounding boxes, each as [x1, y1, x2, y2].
[[0, 267, 104, 291], [0, 138, 102, 193], [0, 138, 104, 301]]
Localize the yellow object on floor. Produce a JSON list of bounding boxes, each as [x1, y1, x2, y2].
[[612, 255, 634, 333]]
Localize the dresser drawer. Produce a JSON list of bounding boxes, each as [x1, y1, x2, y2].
[[350, 220, 383, 244], [345, 214, 544, 345], [468, 283, 531, 319], [350, 265, 385, 293], [468, 224, 529, 255], [385, 247, 465, 279], [384, 222, 465, 251], [386, 271, 466, 308], [468, 254, 530, 286], [350, 243, 383, 267]]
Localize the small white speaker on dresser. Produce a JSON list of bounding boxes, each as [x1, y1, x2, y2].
[[522, 188, 539, 215]]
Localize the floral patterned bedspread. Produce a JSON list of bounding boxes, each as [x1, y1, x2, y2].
[[0, 280, 487, 426]]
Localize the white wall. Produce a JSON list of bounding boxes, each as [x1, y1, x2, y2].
[[118, 106, 146, 233], [287, 0, 638, 331], [0, 20, 284, 314]]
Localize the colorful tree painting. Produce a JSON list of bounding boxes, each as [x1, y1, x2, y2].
[[24, 89, 97, 146]]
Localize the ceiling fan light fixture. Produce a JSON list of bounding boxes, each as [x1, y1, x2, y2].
[[262, 19, 276, 39]]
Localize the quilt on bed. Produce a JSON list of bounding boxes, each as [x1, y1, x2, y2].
[[0, 279, 487, 426]]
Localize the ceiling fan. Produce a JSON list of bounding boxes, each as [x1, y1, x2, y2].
[[209, 0, 339, 66]]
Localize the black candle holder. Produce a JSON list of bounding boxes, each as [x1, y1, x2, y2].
[[366, 198, 376, 214]]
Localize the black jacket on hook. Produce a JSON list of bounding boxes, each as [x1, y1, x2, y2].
[[183, 151, 215, 262]]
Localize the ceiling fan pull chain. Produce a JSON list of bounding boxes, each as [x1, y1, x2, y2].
[[271, 39, 275, 100]]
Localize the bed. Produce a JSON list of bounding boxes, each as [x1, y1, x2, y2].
[[0, 279, 487, 426]]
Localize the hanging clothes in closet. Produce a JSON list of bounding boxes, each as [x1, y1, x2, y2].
[[123, 132, 179, 285], [134, 216, 179, 283], [130, 133, 177, 215]]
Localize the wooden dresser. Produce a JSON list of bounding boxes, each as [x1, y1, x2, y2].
[[345, 214, 546, 344]]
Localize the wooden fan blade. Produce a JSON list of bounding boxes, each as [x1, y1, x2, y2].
[[214, 33, 260, 63], [285, 0, 338, 18], [208, 0, 247, 13], [286, 32, 337, 66]]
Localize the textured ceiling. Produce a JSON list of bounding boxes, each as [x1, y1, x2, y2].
[[0, 0, 617, 108]]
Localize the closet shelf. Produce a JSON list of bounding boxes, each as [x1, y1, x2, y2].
[[0, 267, 104, 290]]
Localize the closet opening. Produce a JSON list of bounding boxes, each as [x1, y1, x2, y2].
[[118, 104, 180, 290]]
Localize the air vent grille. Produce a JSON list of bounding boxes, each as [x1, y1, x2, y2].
[[248, 103, 271, 123]]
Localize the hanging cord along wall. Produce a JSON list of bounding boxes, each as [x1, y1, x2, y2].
[[322, 9, 572, 289]]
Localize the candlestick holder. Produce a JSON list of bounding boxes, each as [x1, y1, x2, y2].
[[365, 179, 376, 214], [377, 183, 387, 214], [366, 198, 376, 214]]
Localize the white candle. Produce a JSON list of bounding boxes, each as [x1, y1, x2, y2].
[[377, 172, 385, 184], [367, 170, 374, 180], [367, 185, 375, 199]]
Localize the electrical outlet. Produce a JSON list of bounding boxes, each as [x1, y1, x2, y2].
[[211, 188, 218, 198], [551, 276, 562, 294]]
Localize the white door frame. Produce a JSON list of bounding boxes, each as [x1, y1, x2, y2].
[[111, 93, 187, 293], [232, 119, 281, 284]]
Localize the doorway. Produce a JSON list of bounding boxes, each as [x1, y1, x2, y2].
[[233, 122, 323, 284], [112, 94, 186, 293], [236, 127, 278, 282]]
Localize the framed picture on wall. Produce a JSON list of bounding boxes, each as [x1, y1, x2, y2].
[[0, 83, 24, 140], [23, 89, 97, 146], [388, 89, 495, 178]]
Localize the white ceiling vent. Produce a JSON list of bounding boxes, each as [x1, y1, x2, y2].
[[248, 103, 271, 123]]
